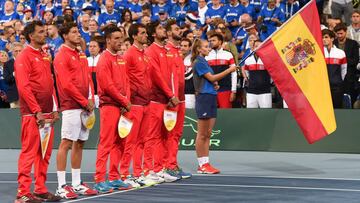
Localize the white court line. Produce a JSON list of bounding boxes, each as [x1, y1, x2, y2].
[[63, 187, 150, 203], [2, 172, 360, 181], [165, 183, 360, 192]]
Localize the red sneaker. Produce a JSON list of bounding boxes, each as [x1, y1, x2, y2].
[[55, 185, 78, 199], [73, 182, 98, 196], [197, 163, 220, 174], [15, 193, 42, 203]]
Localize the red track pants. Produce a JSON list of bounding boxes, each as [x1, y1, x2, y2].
[[17, 115, 54, 196], [165, 102, 185, 170], [217, 90, 232, 108], [94, 106, 125, 183]]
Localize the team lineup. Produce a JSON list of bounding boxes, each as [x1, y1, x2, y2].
[[14, 18, 236, 203]]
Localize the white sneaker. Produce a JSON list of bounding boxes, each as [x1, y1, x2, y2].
[[145, 171, 165, 184], [123, 176, 141, 188], [156, 170, 178, 183]]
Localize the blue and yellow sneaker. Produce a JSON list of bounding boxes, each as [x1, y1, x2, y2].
[[107, 179, 132, 190], [94, 181, 113, 194], [175, 167, 192, 179]]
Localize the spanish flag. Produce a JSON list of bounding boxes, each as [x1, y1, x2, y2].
[[256, 0, 336, 143]]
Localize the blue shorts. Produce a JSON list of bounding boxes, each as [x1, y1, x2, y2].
[[195, 93, 217, 119]]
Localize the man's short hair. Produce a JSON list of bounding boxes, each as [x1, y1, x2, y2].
[[58, 22, 78, 40], [181, 38, 192, 47], [102, 24, 121, 40], [334, 23, 347, 32], [128, 23, 146, 43], [146, 20, 161, 43], [322, 29, 335, 38], [23, 20, 44, 43], [164, 19, 177, 32], [209, 33, 224, 43]]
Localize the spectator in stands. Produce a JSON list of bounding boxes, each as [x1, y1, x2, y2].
[[183, 30, 195, 41], [87, 38, 101, 108], [89, 18, 100, 36], [79, 14, 91, 46], [327, 17, 342, 31], [331, 0, 353, 26], [242, 40, 272, 108], [197, 0, 208, 25], [257, 0, 285, 40], [240, 24, 259, 60], [323, 29, 347, 108], [215, 20, 239, 65], [225, 0, 246, 37], [43, 10, 55, 25], [141, 4, 153, 22], [240, 0, 257, 21], [280, 0, 300, 20], [347, 10, 360, 44], [22, 6, 34, 24], [206, 33, 237, 108], [0, 26, 15, 51], [129, 0, 142, 21], [141, 15, 151, 26], [334, 23, 359, 105], [46, 23, 63, 58], [16, 2, 25, 20], [171, 0, 194, 26], [19, 34, 26, 45], [118, 26, 128, 38], [181, 38, 195, 108], [123, 37, 132, 50], [98, 0, 121, 29], [121, 9, 133, 34], [205, 0, 226, 30], [234, 13, 252, 53], [152, 0, 170, 21], [82, 2, 96, 18], [0, 50, 9, 108], [4, 42, 23, 108], [13, 20, 24, 42], [0, 0, 20, 28], [118, 44, 127, 56], [54, 0, 69, 16]]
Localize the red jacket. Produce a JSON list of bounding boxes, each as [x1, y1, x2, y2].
[[123, 45, 151, 106], [54, 45, 93, 111], [145, 42, 177, 104], [165, 41, 184, 101], [15, 45, 57, 115], [96, 49, 130, 108]]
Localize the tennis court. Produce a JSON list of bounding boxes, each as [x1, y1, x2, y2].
[[2, 150, 360, 203]]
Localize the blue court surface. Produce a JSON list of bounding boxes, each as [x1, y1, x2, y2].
[[1, 150, 360, 203]]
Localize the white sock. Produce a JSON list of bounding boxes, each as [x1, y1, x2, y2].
[[57, 171, 66, 188], [72, 168, 81, 187], [197, 157, 209, 167]]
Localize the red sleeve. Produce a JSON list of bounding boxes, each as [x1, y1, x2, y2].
[[97, 57, 130, 107], [54, 54, 89, 108], [146, 50, 174, 99], [88, 73, 95, 100], [15, 54, 42, 114]]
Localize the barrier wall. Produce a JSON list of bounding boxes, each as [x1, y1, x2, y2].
[[0, 109, 359, 153]]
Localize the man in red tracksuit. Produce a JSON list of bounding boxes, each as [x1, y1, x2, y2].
[[93, 24, 132, 193], [15, 21, 61, 203], [54, 22, 97, 199], [144, 21, 180, 182], [120, 23, 159, 187], [164, 20, 192, 179]]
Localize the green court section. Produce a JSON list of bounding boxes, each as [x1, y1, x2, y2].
[[0, 109, 358, 153]]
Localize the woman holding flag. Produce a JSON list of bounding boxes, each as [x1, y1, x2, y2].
[[191, 39, 236, 174]]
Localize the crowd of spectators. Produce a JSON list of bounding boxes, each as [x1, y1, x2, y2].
[[0, 0, 359, 109]]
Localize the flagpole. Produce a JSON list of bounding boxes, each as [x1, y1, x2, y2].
[[253, 0, 317, 53]]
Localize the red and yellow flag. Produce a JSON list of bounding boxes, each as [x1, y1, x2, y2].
[[256, 0, 336, 143]]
